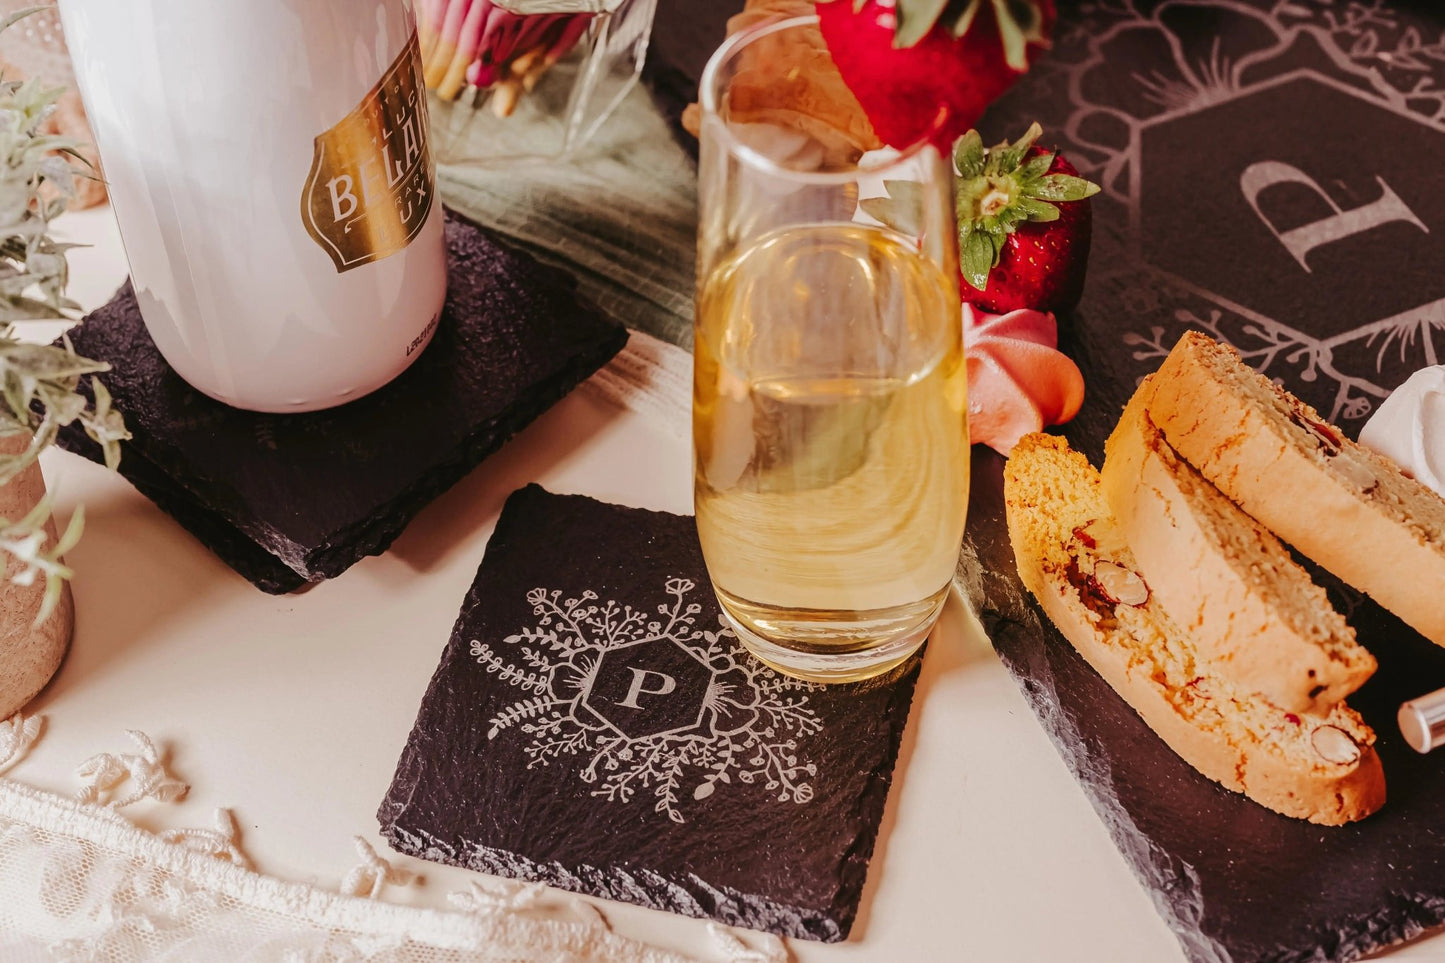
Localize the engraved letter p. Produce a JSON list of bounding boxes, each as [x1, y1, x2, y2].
[[617, 668, 677, 709], [1239, 161, 1427, 272]]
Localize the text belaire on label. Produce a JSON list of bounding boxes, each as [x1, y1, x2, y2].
[[326, 105, 426, 224], [301, 32, 435, 272]]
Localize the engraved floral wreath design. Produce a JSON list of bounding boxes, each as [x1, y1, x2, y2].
[[1036, 0, 1445, 421], [471, 577, 823, 824]]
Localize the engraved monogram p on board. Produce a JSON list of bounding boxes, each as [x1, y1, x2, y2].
[[973, 3, 1445, 961], [1132, 71, 1445, 384], [1003, 0, 1445, 428], [380, 486, 921, 941]]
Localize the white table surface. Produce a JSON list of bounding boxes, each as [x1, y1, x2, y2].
[[14, 204, 1427, 963]]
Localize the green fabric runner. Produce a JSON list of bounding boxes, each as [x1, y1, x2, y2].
[[435, 85, 698, 349]]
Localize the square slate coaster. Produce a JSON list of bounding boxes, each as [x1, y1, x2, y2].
[[378, 485, 921, 942], [57, 210, 627, 593], [958, 1, 1445, 961]]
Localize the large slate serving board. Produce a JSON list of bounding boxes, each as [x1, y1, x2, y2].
[[962, 2, 1445, 961]]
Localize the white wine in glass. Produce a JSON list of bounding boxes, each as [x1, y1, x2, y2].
[[695, 17, 968, 683]]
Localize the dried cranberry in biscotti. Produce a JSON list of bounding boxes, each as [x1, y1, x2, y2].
[[1290, 408, 1343, 455], [1065, 559, 1115, 611]]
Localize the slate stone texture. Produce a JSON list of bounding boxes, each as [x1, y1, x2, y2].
[[57, 210, 627, 593], [962, 2, 1445, 962], [378, 485, 921, 942]]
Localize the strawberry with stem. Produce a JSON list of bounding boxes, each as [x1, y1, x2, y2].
[[953, 123, 1098, 312], [862, 123, 1100, 312]]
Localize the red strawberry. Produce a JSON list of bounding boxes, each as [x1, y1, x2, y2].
[[953, 123, 1097, 312], [815, 0, 1055, 150]]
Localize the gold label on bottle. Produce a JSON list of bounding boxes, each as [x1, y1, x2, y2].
[[301, 31, 435, 273]]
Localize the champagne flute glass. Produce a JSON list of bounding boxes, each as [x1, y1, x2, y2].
[[694, 14, 968, 684]]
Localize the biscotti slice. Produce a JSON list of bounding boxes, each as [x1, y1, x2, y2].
[[1102, 384, 1376, 714], [1149, 331, 1445, 647], [1005, 433, 1384, 825]]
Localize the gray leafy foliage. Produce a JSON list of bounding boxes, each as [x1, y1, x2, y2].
[[0, 13, 128, 622]]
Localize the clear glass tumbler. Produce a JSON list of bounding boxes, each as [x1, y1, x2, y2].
[[694, 15, 969, 684]]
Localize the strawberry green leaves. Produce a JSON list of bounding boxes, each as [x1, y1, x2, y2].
[[952, 130, 986, 178], [1029, 174, 1097, 203], [1017, 146, 1055, 181], [855, 123, 1097, 311], [961, 230, 999, 293], [1014, 196, 1060, 222], [816, 0, 1055, 150], [987, 0, 1049, 71], [988, 120, 1040, 174], [953, 122, 1098, 293]]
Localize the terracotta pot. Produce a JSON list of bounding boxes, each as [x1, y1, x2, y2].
[[0, 440, 74, 719]]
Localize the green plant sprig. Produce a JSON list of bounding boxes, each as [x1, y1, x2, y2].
[[0, 8, 128, 622]]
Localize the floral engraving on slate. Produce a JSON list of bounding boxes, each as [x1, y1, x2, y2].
[[471, 577, 823, 823], [1040, 0, 1445, 421]]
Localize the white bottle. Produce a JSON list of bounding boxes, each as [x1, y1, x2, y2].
[[58, 0, 447, 412]]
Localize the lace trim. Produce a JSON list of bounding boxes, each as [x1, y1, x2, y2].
[[158, 807, 250, 868], [0, 713, 790, 962], [75, 728, 189, 807], [0, 777, 681, 956], [0, 710, 41, 774], [342, 835, 421, 899]]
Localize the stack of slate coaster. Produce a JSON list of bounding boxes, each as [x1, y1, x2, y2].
[[58, 211, 627, 593], [379, 485, 921, 941]]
